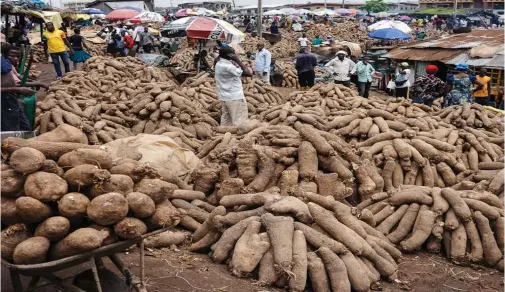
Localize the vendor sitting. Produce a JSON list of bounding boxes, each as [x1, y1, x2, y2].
[[312, 35, 323, 46]]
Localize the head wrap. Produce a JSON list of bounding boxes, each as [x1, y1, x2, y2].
[[336, 50, 347, 55], [456, 64, 469, 71], [400, 62, 409, 67], [426, 65, 438, 74]]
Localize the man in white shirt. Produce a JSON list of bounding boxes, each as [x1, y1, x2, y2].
[[324, 50, 356, 87], [298, 33, 309, 49], [253, 43, 271, 85], [215, 46, 252, 126]]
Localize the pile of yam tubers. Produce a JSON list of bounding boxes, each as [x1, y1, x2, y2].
[[35, 56, 222, 144], [0, 143, 201, 265]]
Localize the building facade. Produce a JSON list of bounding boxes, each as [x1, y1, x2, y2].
[[419, 0, 504, 9], [178, 1, 231, 11]]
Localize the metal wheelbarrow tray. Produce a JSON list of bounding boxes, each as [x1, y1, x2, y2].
[[2, 227, 171, 292]]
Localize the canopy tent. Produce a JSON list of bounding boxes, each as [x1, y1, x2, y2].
[[160, 16, 244, 43], [106, 9, 140, 21], [128, 11, 164, 23], [313, 8, 337, 16], [368, 20, 412, 33], [292, 9, 311, 15], [42, 11, 63, 28], [263, 10, 286, 16], [116, 6, 142, 12], [368, 28, 410, 40]]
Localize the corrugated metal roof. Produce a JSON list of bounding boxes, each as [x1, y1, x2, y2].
[[446, 46, 505, 69], [402, 29, 504, 49], [384, 48, 467, 62]]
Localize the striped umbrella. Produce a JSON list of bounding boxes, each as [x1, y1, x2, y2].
[[160, 16, 244, 43]]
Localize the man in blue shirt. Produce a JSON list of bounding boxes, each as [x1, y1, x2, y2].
[[270, 21, 279, 34], [356, 56, 375, 98], [295, 48, 317, 90], [253, 43, 271, 85]]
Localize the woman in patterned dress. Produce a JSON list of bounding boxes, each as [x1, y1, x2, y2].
[[443, 64, 483, 108]]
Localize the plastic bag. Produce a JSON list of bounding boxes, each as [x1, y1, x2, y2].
[[387, 80, 396, 89], [105, 134, 200, 179]]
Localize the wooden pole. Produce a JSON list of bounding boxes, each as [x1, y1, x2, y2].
[[257, 0, 262, 37]]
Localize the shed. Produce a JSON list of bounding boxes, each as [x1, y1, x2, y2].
[[384, 29, 504, 96]]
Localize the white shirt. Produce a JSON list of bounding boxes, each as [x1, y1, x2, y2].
[[396, 68, 411, 88], [215, 59, 245, 101], [325, 57, 356, 82], [254, 48, 271, 73], [292, 23, 303, 31], [298, 37, 308, 47], [460, 19, 468, 27]]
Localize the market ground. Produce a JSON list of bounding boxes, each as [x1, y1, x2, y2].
[[1, 247, 503, 292], [4, 63, 503, 292]]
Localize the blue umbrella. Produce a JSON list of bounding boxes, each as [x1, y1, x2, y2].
[[368, 28, 410, 40], [82, 8, 105, 14]]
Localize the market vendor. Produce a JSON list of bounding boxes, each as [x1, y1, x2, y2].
[[325, 50, 356, 87], [1, 56, 34, 131], [214, 46, 252, 126], [411, 65, 445, 107], [472, 68, 492, 106], [43, 22, 74, 79], [312, 35, 323, 46]]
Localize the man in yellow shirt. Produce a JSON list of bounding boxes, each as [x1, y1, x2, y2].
[[473, 68, 492, 106], [42, 22, 73, 79]]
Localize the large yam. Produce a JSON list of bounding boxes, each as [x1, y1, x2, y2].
[[50, 228, 107, 260], [58, 148, 113, 169], [24, 171, 68, 202], [9, 147, 45, 174], [87, 193, 129, 226], [260, 213, 294, 271]]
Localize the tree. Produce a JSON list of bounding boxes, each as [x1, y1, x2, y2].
[[362, 0, 388, 13]]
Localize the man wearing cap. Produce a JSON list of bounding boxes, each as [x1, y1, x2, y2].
[[411, 65, 445, 106], [215, 46, 253, 126], [394, 62, 411, 98], [325, 50, 356, 87], [356, 56, 375, 98], [254, 43, 272, 85]]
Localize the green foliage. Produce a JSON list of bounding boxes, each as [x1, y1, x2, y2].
[[362, 0, 388, 13]]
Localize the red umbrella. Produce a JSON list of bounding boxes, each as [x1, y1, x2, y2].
[[107, 9, 140, 21], [175, 8, 199, 18]]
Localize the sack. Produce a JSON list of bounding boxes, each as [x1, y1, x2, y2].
[[387, 80, 396, 89]]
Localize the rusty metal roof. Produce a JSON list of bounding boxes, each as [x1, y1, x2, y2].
[[383, 47, 467, 62], [403, 29, 504, 49]]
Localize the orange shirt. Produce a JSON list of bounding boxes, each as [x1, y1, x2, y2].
[[473, 75, 491, 98]]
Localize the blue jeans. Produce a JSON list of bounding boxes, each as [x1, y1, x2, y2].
[[50, 52, 71, 78]]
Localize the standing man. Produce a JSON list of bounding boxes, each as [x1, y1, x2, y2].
[[214, 46, 252, 126], [297, 33, 309, 50], [356, 56, 375, 98], [473, 68, 492, 106], [295, 47, 317, 90], [254, 43, 271, 85], [270, 21, 279, 34], [138, 26, 154, 53], [43, 22, 73, 79], [324, 50, 356, 87]]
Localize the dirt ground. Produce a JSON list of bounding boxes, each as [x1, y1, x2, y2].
[[2, 246, 503, 292], [3, 62, 502, 292]]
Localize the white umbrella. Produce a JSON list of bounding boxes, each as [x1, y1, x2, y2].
[[292, 9, 311, 15], [280, 8, 296, 14], [368, 20, 412, 33], [263, 10, 286, 16], [193, 8, 216, 16], [313, 8, 337, 16]]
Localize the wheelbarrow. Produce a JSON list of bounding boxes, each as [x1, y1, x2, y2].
[[2, 227, 171, 292]]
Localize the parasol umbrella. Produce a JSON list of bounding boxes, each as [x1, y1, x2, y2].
[[368, 20, 412, 33], [128, 11, 164, 23], [280, 8, 296, 14], [368, 28, 410, 40], [160, 16, 244, 43], [375, 11, 389, 18], [106, 9, 140, 21], [116, 6, 142, 12], [292, 9, 311, 15], [263, 10, 286, 16], [400, 15, 411, 21], [313, 8, 337, 16], [176, 8, 199, 17], [195, 8, 216, 16], [336, 8, 351, 15], [82, 8, 105, 14]]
